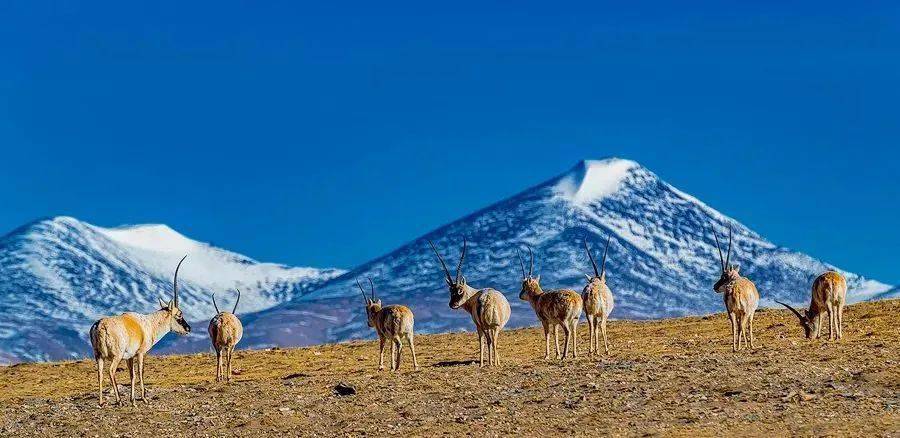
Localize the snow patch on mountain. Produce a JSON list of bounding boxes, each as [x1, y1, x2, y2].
[[554, 159, 638, 205]]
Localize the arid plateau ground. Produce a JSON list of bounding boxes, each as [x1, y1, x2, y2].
[[1, 300, 897, 437]]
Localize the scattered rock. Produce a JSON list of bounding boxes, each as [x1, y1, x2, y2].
[[333, 382, 357, 396], [283, 373, 309, 380]]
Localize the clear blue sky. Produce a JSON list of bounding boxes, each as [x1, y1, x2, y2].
[[0, 2, 897, 284]]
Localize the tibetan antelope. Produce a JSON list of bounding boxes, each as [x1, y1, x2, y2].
[[517, 247, 583, 360], [711, 226, 759, 352], [209, 289, 243, 382], [582, 237, 615, 355], [429, 238, 511, 367], [776, 270, 848, 340], [357, 278, 419, 371], [89, 255, 192, 406]]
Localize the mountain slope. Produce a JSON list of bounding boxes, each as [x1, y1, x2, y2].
[[238, 158, 893, 349], [0, 217, 343, 363]]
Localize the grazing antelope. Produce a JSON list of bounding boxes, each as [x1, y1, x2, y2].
[[517, 247, 583, 360], [209, 289, 243, 382], [357, 278, 419, 371], [776, 270, 848, 340], [582, 236, 615, 355], [89, 255, 192, 406], [711, 226, 759, 352], [429, 239, 511, 367]]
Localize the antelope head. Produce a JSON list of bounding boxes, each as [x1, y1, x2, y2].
[[775, 300, 817, 339], [357, 278, 382, 327], [517, 246, 541, 301], [158, 255, 192, 335], [429, 238, 473, 309], [711, 226, 740, 294]]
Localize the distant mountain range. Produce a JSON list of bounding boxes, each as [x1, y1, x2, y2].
[[0, 158, 894, 363], [0, 217, 342, 363]]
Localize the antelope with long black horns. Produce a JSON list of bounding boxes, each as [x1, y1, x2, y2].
[[517, 246, 583, 360], [208, 289, 243, 382], [776, 270, 848, 340], [582, 236, 615, 355], [357, 278, 419, 371], [710, 226, 759, 352], [429, 238, 511, 367], [89, 255, 192, 406]]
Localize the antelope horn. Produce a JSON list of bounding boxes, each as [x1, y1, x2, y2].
[[212, 293, 220, 314], [356, 279, 369, 302], [775, 300, 805, 323], [711, 226, 725, 272], [428, 240, 454, 284], [516, 248, 527, 278], [173, 255, 187, 307], [455, 238, 467, 281], [368, 277, 376, 301], [600, 235, 611, 279], [528, 246, 534, 277], [725, 225, 733, 269], [583, 239, 600, 278], [232, 289, 241, 314]]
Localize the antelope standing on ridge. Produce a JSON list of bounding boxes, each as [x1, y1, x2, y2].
[[776, 270, 848, 340], [711, 226, 759, 352], [357, 278, 419, 371], [89, 255, 192, 406], [429, 239, 511, 367], [209, 289, 243, 382], [517, 247, 583, 360], [582, 237, 615, 355]]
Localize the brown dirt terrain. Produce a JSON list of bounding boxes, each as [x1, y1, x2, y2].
[[1, 300, 898, 437]]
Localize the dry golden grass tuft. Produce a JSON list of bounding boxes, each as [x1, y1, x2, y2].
[[1, 300, 898, 436]]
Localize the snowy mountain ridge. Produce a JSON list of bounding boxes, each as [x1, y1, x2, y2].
[[0, 217, 343, 363]]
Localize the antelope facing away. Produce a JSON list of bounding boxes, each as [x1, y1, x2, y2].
[[429, 239, 511, 367], [776, 270, 848, 340], [582, 236, 615, 355], [89, 255, 192, 406], [209, 289, 243, 383], [711, 226, 759, 352], [357, 278, 419, 371], [517, 247, 583, 360]]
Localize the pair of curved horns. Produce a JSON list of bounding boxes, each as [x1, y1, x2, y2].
[[516, 246, 535, 278], [357, 278, 376, 302], [212, 289, 241, 314], [428, 238, 467, 284], [711, 225, 733, 272], [584, 235, 611, 279]]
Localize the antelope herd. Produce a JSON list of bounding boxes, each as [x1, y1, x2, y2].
[[88, 227, 851, 406]]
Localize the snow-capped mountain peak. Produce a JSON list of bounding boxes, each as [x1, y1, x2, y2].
[[235, 158, 894, 350]]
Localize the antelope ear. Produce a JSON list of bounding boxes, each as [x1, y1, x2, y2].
[[585, 274, 593, 281], [375, 299, 382, 306], [158, 298, 166, 309], [459, 276, 467, 285], [733, 265, 741, 273], [535, 275, 541, 282], [168, 299, 175, 309]]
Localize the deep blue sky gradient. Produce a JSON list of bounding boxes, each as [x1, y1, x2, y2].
[[0, 2, 897, 284]]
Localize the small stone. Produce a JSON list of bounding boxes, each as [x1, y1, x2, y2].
[[333, 382, 357, 396]]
